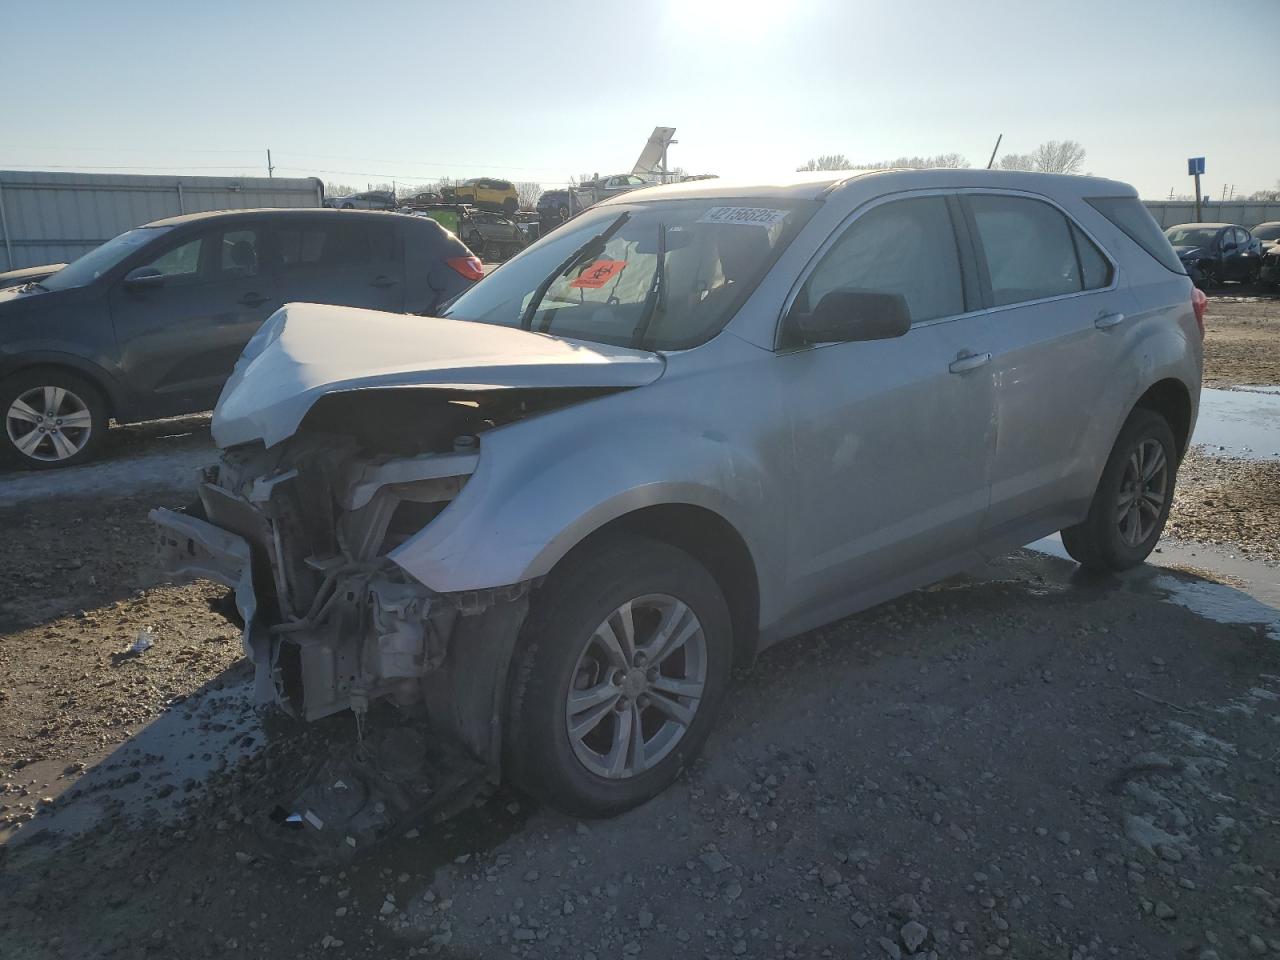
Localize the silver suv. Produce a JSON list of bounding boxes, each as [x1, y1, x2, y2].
[[154, 169, 1203, 817]]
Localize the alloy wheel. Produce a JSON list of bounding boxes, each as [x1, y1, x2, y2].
[[1115, 438, 1168, 547], [565, 594, 707, 780], [5, 385, 94, 463]]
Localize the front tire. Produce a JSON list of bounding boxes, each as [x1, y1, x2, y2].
[[505, 534, 733, 818], [1060, 408, 1178, 572], [1, 369, 108, 469]]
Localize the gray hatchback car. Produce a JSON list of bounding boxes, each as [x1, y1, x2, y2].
[[154, 169, 1203, 817]]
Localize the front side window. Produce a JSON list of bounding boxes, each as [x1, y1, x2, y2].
[[798, 196, 965, 324], [1164, 225, 1222, 249], [144, 237, 204, 284], [969, 195, 1083, 306], [442, 198, 818, 350]]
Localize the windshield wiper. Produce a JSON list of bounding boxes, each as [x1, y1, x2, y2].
[[630, 222, 666, 348], [520, 212, 630, 332]]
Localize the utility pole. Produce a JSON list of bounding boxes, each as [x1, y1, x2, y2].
[[267, 149, 274, 179], [986, 134, 1003, 170]]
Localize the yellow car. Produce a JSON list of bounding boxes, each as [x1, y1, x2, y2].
[[450, 177, 519, 213]]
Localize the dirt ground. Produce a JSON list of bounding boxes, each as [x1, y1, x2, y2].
[[1202, 288, 1280, 388], [1, 287, 1278, 960]]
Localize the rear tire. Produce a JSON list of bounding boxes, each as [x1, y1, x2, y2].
[[1060, 408, 1178, 572], [1, 368, 108, 470], [505, 534, 733, 818]]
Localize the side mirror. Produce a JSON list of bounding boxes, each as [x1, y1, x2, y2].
[[123, 266, 165, 291], [795, 290, 912, 344]]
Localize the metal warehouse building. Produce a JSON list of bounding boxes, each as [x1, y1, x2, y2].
[[0, 170, 324, 271]]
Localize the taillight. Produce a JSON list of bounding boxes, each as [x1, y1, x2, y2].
[[447, 256, 485, 282], [1191, 286, 1207, 338]]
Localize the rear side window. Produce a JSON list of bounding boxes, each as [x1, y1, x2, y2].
[[278, 221, 396, 268], [969, 195, 1084, 306], [801, 196, 966, 324], [1086, 196, 1186, 275]]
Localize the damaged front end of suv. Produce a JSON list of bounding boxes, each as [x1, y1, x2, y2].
[[152, 303, 663, 772]]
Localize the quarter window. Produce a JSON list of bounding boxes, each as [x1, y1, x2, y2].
[[799, 196, 965, 324], [1070, 223, 1113, 290], [969, 195, 1089, 306]]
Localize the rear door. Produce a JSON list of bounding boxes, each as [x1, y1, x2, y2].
[[109, 220, 277, 411], [958, 192, 1125, 545], [271, 216, 404, 312], [780, 193, 994, 619]]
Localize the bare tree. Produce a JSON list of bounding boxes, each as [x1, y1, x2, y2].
[[858, 153, 969, 170], [1029, 140, 1087, 175], [324, 181, 360, 197], [515, 181, 543, 209], [996, 153, 1034, 172], [797, 154, 854, 172], [995, 141, 1087, 174], [1248, 180, 1280, 201]]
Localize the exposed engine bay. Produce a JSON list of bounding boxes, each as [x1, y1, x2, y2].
[[152, 385, 608, 771]]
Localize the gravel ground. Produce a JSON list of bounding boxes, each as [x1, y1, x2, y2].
[[1170, 452, 1280, 565], [1, 286, 1277, 960]]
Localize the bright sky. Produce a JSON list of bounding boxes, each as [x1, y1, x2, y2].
[[6, 0, 1276, 200]]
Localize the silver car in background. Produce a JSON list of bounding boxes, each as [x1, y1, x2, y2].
[[154, 169, 1203, 817]]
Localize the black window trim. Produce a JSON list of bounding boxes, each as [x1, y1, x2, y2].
[[775, 187, 990, 352], [957, 189, 1120, 313]]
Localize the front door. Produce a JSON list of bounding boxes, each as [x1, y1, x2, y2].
[[780, 194, 994, 626], [109, 222, 278, 413], [271, 217, 404, 313]]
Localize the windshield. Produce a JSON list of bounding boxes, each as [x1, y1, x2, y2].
[[41, 226, 173, 291], [1253, 223, 1280, 241], [1163, 226, 1220, 249], [442, 198, 818, 350]]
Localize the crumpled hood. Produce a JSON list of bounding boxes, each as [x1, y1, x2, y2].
[[212, 302, 665, 448]]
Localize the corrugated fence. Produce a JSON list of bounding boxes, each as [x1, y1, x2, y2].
[[0, 171, 324, 270], [1141, 200, 1280, 229]]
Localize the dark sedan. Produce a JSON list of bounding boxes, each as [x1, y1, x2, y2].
[[0, 209, 481, 468], [1163, 222, 1262, 287]]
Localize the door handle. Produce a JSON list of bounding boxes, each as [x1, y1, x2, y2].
[[948, 352, 992, 374], [239, 293, 270, 307], [370, 276, 398, 288], [1094, 312, 1125, 330]]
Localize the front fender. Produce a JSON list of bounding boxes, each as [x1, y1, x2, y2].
[[388, 398, 779, 604]]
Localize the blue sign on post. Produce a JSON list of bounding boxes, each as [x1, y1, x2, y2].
[[1188, 157, 1205, 176]]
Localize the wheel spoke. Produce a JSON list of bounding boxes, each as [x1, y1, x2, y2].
[[43, 386, 66, 415], [593, 621, 631, 671], [1142, 489, 1165, 510], [568, 680, 620, 715], [7, 398, 41, 424], [613, 601, 636, 662], [628, 703, 646, 774], [642, 601, 699, 666], [604, 704, 633, 777], [648, 690, 695, 728], [651, 675, 703, 699], [48, 430, 78, 459], [1143, 445, 1166, 482], [1128, 449, 1142, 484], [14, 429, 44, 455], [59, 409, 93, 430], [569, 696, 618, 740]]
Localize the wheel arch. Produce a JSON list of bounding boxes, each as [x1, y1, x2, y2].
[[1133, 377, 1193, 457], [2, 357, 122, 419], [550, 503, 762, 669]]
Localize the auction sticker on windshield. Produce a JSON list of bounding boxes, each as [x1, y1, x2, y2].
[[697, 207, 789, 227], [571, 260, 628, 288]]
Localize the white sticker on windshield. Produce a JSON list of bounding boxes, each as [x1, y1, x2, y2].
[[697, 206, 789, 228]]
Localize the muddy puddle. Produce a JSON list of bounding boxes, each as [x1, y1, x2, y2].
[[1192, 387, 1280, 460]]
